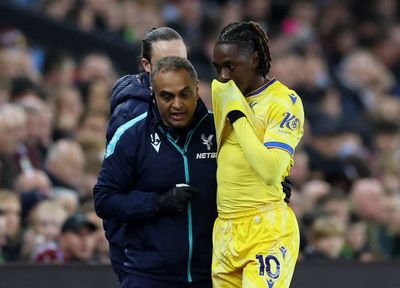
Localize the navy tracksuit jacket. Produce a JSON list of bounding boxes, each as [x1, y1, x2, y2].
[[94, 77, 217, 282], [102, 73, 152, 281]]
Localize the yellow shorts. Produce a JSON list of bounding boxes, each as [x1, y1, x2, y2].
[[212, 203, 299, 288]]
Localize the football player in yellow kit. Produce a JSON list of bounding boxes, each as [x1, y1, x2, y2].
[[211, 21, 305, 288]]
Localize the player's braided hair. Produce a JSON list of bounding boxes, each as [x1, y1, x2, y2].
[[217, 21, 271, 77]]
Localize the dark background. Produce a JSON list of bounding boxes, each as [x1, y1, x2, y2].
[[1, 262, 400, 288]]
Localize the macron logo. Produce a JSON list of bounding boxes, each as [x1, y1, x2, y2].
[[289, 93, 297, 105], [150, 133, 161, 153]]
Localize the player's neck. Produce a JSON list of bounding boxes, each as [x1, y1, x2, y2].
[[245, 76, 270, 96]]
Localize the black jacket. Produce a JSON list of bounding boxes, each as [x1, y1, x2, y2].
[[103, 73, 152, 273], [94, 98, 217, 282]]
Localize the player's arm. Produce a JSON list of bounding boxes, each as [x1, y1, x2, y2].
[[228, 97, 301, 185], [230, 114, 291, 185], [93, 129, 159, 223]]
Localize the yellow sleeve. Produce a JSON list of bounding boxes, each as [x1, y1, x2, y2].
[[232, 117, 291, 185], [211, 80, 261, 149], [263, 94, 304, 154]]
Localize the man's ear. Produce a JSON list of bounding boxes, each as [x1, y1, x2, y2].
[[196, 80, 200, 100], [251, 51, 260, 68], [142, 58, 151, 73]]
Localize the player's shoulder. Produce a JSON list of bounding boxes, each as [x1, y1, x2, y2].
[[268, 81, 302, 107], [268, 80, 296, 97]]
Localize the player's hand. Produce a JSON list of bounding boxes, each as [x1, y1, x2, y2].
[[282, 176, 292, 203], [158, 184, 195, 213], [212, 80, 247, 115]]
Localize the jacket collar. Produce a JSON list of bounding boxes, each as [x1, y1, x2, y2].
[[148, 97, 209, 139], [110, 72, 151, 114]]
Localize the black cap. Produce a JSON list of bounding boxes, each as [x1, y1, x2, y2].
[[61, 214, 97, 234]]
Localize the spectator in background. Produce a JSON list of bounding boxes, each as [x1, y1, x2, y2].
[[42, 50, 76, 94], [77, 110, 108, 146], [77, 53, 116, 95], [218, 0, 243, 28], [372, 24, 400, 81], [385, 194, 400, 259], [84, 79, 110, 114], [0, 209, 7, 264], [0, 28, 39, 82], [14, 169, 52, 222], [304, 215, 345, 260], [300, 179, 331, 216], [318, 190, 351, 227], [75, 110, 108, 164], [44, 139, 85, 192], [52, 87, 84, 140], [304, 118, 357, 188], [0, 191, 22, 262], [60, 214, 96, 264], [9, 76, 46, 104], [290, 150, 310, 188], [0, 79, 9, 106], [78, 150, 103, 205], [350, 178, 391, 260], [52, 188, 79, 217], [83, 204, 110, 264], [41, 0, 75, 22], [341, 213, 370, 261], [8, 77, 50, 172], [243, 0, 272, 31], [166, 0, 204, 49], [32, 213, 97, 264], [74, 111, 106, 204], [338, 50, 396, 120], [370, 120, 400, 193], [123, 1, 165, 43], [19, 98, 53, 164], [0, 104, 26, 189], [23, 200, 67, 261]]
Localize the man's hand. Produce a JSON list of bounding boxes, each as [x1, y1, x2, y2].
[[158, 185, 196, 213], [282, 177, 292, 203]]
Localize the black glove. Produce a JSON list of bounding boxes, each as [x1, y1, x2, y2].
[[158, 185, 195, 213], [227, 110, 245, 125], [281, 176, 292, 203]]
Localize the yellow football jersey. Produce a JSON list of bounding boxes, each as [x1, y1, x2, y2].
[[213, 78, 304, 214]]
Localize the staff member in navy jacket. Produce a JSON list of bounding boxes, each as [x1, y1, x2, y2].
[[104, 27, 188, 283], [94, 56, 217, 287]]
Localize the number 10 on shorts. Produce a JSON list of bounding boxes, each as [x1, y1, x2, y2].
[[256, 254, 281, 279]]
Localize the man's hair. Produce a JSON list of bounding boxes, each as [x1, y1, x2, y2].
[[0, 190, 20, 209], [216, 21, 271, 77], [142, 27, 184, 62], [150, 56, 198, 86]]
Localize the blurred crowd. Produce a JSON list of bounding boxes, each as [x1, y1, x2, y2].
[[0, 0, 399, 264]]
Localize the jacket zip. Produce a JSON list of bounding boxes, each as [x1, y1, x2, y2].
[[159, 113, 209, 282]]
